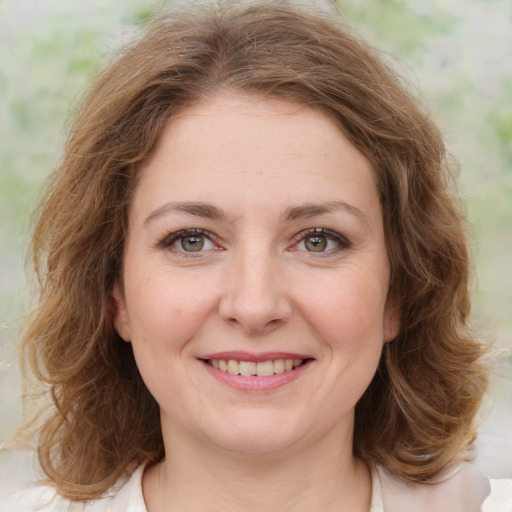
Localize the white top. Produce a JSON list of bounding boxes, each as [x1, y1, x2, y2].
[[3, 463, 511, 512]]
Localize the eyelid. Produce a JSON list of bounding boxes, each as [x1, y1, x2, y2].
[[157, 228, 222, 251], [156, 227, 351, 254], [290, 227, 352, 252]]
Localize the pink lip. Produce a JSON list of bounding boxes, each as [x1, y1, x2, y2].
[[200, 351, 312, 363], [200, 358, 313, 392]]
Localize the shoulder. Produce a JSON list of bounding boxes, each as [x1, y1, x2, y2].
[[373, 464, 512, 512], [0, 464, 147, 512]]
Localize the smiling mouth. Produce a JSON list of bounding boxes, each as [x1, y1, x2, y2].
[[206, 358, 307, 377]]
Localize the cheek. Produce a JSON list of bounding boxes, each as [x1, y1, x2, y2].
[[126, 264, 213, 332], [124, 276, 210, 405], [297, 270, 389, 346]]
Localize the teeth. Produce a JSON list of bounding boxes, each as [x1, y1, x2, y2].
[[256, 360, 274, 376], [209, 358, 304, 376], [239, 361, 257, 376], [273, 359, 285, 374], [227, 360, 239, 375]]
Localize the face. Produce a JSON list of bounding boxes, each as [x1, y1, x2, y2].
[[113, 93, 399, 456]]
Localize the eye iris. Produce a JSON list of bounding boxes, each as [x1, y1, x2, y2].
[[305, 235, 327, 252], [181, 235, 204, 252]]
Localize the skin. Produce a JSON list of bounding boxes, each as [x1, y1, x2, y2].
[[112, 92, 400, 512]]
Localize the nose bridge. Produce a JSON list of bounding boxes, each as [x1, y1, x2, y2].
[[219, 240, 291, 332]]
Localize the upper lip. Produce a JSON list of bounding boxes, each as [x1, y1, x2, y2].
[[200, 351, 313, 363]]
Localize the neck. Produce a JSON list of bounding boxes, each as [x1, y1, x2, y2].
[[143, 420, 372, 512]]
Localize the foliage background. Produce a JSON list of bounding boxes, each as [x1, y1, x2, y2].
[[1, 0, 511, 487]]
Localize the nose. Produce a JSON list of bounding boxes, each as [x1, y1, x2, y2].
[[219, 248, 293, 334]]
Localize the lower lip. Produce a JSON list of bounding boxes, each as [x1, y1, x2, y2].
[[201, 360, 311, 392]]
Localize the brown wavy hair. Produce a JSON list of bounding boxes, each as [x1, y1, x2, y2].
[[20, 1, 488, 501]]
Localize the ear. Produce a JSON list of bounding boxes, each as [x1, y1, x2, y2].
[[111, 282, 132, 342], [383, 297, 400, 343]]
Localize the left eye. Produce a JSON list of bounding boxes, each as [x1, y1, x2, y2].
[[296, 229, 349, 253], [175, 234, 214, 252]]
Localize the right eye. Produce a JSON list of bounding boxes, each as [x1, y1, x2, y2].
[[159, 229, 217, 253]]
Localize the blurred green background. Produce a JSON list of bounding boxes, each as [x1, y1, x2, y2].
[[1, 0, 511, 482]]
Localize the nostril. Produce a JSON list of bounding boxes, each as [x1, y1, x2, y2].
[[219, 286, 293, 333], [224, 315, 284, 334]]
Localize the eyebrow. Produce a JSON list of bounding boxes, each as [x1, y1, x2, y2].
[[144, 201, 226, 225], [282, 201, 371, 230], [144, 199, 370, 230]]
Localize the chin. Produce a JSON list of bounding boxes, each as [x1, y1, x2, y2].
[[202, 414, 307, 455], [214, 432, 301, 456]]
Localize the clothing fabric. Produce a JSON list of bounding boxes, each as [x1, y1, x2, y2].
[[3, 463, 511, 512]]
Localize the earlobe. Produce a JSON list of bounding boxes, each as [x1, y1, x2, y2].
[[111, 282, 132, 342], [383, 298, 400, 343]]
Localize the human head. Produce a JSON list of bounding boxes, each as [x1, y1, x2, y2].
[[23, 1, 487, 500]]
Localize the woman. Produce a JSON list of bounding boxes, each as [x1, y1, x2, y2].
[[6, 2, 511, 511]]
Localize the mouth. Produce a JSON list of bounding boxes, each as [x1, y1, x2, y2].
[[205, 358, 307, 376], [199, 352, 314, 391]]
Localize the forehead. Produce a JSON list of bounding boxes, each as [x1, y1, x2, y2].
[[151, 93, 368, 170], [132, 92, 380, 225]]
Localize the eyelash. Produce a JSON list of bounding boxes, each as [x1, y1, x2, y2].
[[158, 228, 219, 252], [292, 228, 352, 254], [157, 227, 351, 255]]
